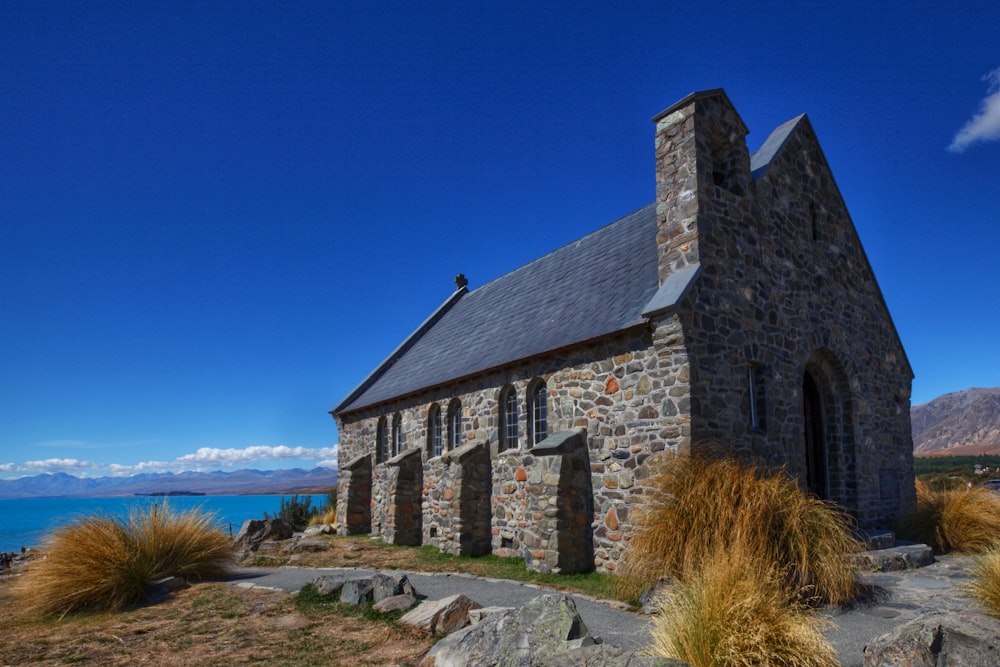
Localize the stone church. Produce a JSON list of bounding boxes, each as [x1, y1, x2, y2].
[[331, 89, 915, 574]]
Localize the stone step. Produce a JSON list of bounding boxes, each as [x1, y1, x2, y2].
[[857, 529, 896, 551], [851, 542, 935, 572]]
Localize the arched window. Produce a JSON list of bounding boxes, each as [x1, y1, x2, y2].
[[528, 379, 548, 447], [498, 386, 518, 452], [375, 416, 388, 463], [391, 412, 402, 458], [427, 404, 443, 458], [447, 398, 463, 451]]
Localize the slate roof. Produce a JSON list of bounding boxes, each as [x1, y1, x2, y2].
[[750, 114, 807, 181], [333, 204, 661, 414], [333, 117, 797, 415]]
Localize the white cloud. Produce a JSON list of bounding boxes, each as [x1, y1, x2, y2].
[[175, 445, 338, 467], [22, 458, 98, 472], [949, 67, 1000, 153], [3, 444, 340, 479]]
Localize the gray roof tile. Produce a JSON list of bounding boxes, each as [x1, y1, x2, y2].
[[334, 203, 660, 414]]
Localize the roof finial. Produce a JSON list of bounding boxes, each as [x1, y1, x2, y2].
[[454, 273, 468, 289]]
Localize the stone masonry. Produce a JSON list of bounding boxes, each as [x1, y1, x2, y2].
[[331, 89, 915, 573]]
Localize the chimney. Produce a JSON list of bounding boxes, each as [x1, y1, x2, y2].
[[651, 89, 750, 283]]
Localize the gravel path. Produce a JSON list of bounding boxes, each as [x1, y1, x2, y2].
[[226, 553, 984, 666]]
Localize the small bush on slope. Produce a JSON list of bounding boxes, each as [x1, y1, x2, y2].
[[267, 494, 316, 531], [899, 479, 1000, 553], [618, 454, 862, 606], [15, 504, 234, 617], [646, 546, 838, 667], [969, 543, 1000, 618]]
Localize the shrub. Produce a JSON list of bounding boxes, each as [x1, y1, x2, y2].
[[619, 454, 862, 606], [646, 546, 838, 667], [14, 504, 234, 617], [267, 494, 316, 532], [899, 479, 1000, 553], [968, 543, 1000, 618]]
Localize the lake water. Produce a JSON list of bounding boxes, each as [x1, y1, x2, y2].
[[0, 495, 328, 554]]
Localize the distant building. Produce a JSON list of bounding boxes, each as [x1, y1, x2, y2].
[[331, 89, 915, 573]]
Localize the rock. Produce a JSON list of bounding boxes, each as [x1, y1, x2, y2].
[[401, 594, 483, 635], [373, 594, 418, 613], [340, 578, 375, 606], [852, 544, 935, 572], [540, 644, 690, 666], [468, 606, 515, 624], [302, 524, 335, 537], [373, 572, 417, 601], [286, 537, 328, 553], [864, 611, 1000, 666], [233, 519, 294, 552], [312, 574, 348, 596], [639, 578, 672, 615], [144, 576, 190, 604], [428, 593, 594, 666]]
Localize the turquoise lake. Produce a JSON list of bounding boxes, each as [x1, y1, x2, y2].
[[0, 494, 327, 553]]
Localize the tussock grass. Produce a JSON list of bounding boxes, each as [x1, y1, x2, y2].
[[899, 479, 1000, 553], [15, 504, 234, 617], [969, 544, 1000, 618], [619, 455, 862, 606], [308, 507, 338, 526], [646, 546, 838, 667]]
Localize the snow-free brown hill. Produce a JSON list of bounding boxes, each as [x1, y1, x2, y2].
[[912, 388, 1000, 457]]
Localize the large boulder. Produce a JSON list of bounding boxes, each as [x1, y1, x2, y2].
[[312, 574, 348, 596], [340, 578, 376, 606], [373, 572, 417, 602], [233, 519, 294, 552], [401, 594, 483, 635], [428, 593, 597, 667], [373, 594, 418, 613], [864, 611, 1000, 666]]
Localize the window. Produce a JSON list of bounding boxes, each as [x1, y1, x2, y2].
[[498, 386, 518, 452], [528, 379, 548, 446], [447, 398, 462, 451], [427, 404, 443, 458], [748, 364, 766, 432], [376, 416, 388, 463], [391, 413, 402, 458]]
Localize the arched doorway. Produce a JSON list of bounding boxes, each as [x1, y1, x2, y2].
[[802, 372, 828, 499]]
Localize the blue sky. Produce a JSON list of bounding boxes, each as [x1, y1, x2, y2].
[[2, 1, 998, 479]]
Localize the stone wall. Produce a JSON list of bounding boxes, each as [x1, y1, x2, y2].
[[336, 453, 371, 536], [653, 91, 915, 527], [521, 430, 594, 574], [335, 327, 689, 572], [384, 447, 423, 546], [333, 90, 914, 569], [422, 440, 493, 556]]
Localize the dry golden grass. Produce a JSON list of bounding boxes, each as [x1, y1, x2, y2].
[[14, 504, 235, 617], [308, 507, 338, 526], [899, 479, 1000, 553], [646, 546, 838, 667], [968, 543, 1000, 618], [619, 455, 862, 606], [0, 580, 431, 666]]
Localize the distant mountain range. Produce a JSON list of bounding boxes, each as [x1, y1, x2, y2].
[[912, 388, 1000, 457], [0, 467, 338, 500]]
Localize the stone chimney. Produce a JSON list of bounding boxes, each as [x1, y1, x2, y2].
[[652, 89, 750, 283]]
